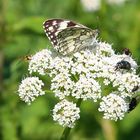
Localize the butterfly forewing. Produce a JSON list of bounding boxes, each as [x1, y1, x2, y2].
[[43, 19, 83, 45], [43, 19, 98, 55]]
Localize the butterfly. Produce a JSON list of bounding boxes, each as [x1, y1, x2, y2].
[[43, 19, 98, 55]]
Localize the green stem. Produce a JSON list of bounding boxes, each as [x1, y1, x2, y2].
[[45, 90, 54, 94], [60, 127, 71, 140], [76, 98, 82, 107], [60, 98, 83, 140]]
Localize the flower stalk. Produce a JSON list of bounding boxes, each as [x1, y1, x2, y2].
[[60, 127, 71, 140], [60, 98, 83, 140]]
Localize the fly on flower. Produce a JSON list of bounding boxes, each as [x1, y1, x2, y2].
[[43, 19, 98, 55], [17, 55, 32, 66], [22, 55, 32, 61], [18, 48, 32, 63]]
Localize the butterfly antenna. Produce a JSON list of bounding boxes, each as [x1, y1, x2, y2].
[[95, 16, 101, 31]]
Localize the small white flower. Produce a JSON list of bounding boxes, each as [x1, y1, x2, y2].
[[98, 93, 129, 121], [18, 77, 45, 105], [28, 49, 52, 75], [53, 99, 80, 128], [103, 78, 111, 85], [81, 0, 101, 12], [72, 74, 101, 101], [96, 42, 115, 57], [118, 73, 140, 96], [49, 56, 72, 76], [51, 72, 75, 99]]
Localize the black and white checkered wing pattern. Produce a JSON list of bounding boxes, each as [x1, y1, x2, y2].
[[43, 19, 98, 55]]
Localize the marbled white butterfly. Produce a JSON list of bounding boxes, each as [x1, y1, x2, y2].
[[43, 19, 98, 55]]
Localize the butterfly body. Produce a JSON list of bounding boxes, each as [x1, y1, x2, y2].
[[43, 19, 98, 55]]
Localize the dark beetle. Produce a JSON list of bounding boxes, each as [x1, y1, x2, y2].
[[115, 60, 131, 71], [128, 96, 140, 112], [128, 98, 137, 112]]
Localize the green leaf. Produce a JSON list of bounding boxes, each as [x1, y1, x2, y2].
[[12, 16, 46, 33]]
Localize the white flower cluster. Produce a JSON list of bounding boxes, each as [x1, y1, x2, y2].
[[28, 49, 52, 75], [98, 93, 129, 121], [18, 77, 45, 105], [72, 74, 101, 101], [81, 0, 101, 12], [53, 99, 80, 128], [18, 38, 140, 127], [80, 0, 128, 12]]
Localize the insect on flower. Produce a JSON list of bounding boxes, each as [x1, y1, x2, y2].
[[22, 55, 32, 61], [115, 60, 131, 71], [132, 86, 139, 92], [128, 98, 137, 112], [43, 19, 99, 55], [123, 48, 132, 56], [17, 55, 32, 65], [19, 48, 32, 63], [128, 96, 140, 112]]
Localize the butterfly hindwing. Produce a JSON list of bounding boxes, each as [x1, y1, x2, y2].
[[43, 19, 98, 55], [57, 27, 97, 55]]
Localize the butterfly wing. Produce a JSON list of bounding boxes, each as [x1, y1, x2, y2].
[[43, 19, 98, 55], [56, 27, 98, 55], [43, 19, 84, 45]]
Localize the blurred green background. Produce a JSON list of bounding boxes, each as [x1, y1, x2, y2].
[[0, 0, 140, 140]]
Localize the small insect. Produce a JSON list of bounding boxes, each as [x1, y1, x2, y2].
[[17, 55, 32, 65], [128, 96, 140, 112], [128, 98, 137, 112], [43, 19, 98, 55], [115, 60, 131, 71], [22, 55, 32, 61], [132, 86, 139, 92], [123, 48, 132, 56]]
